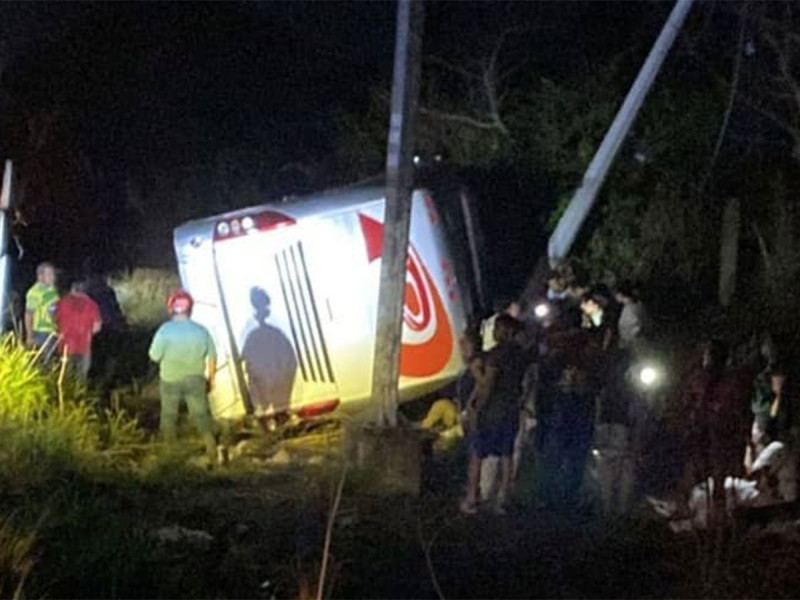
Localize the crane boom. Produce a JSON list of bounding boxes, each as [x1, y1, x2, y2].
[[547, 0, 694, 267]]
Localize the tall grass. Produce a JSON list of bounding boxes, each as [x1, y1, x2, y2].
[[0, 336, 145, 488], [0, 338, 49, 421], [110, 268, 180, 328]]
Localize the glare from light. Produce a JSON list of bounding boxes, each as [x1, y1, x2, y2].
[[534, 303, 549, 319], [413, 155, 421, 165], [639, 366, 658, 387]]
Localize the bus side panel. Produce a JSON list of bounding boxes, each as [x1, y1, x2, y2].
[[402, 191, 467, 385], [296, 208, 378, 408], [355, 192, 466, 399]]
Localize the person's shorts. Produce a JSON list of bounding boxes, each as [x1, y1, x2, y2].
[[472, 415, 518, 458]]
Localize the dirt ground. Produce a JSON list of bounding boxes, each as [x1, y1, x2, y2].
[[10, 420, 800, 600]]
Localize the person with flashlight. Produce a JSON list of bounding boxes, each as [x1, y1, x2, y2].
[[149, 290, 218, 467]]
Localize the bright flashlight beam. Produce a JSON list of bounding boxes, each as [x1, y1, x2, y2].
[[534, 303, 549, 319], [639, 366, 658, 386]]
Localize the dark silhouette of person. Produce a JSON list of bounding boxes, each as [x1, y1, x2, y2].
[[241, 287, 298, 415]]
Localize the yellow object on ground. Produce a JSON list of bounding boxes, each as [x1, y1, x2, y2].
[[422, 398, 460, 430]]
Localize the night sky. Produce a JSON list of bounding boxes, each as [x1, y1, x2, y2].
[[0, 1, 671, 283]]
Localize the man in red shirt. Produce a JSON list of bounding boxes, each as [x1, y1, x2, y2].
[[682, 339, 752, 523], [54, 278, 102, 382]]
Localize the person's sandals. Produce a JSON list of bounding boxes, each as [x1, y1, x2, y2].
[[492, 503, 508, 516], [459, 499, 479, 515]]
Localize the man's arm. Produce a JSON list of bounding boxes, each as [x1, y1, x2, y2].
[[24, 289, 37, 345], [148, 329, 164, 363], [473, 365, 499, 413], [744, 442, 754, 474], [90, 300, 102, 335], [205, 331, 217, 390], [24, 311, 34, 345], [206, 357, 217, 390], [467, 365, 497, 431]]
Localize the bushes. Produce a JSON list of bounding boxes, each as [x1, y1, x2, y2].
[[110, 268, 180, 329]]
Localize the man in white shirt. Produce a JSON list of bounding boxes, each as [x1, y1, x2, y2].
[[480, 297, 520, 352], [653, 415, 797, 530], [747, 415, 797, 505], [614, 281, 649, 352]]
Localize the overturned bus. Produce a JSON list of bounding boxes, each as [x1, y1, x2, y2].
[[173, 175, 484, 422]]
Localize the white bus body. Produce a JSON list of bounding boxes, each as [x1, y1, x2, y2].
[[173, 184, 470, 421]]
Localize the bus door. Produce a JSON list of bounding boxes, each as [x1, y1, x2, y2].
[[211, 211, 339, 418]]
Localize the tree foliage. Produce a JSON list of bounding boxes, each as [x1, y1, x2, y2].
[[331, 1, 800, 316]]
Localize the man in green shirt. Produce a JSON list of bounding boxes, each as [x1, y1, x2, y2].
[[25, 262, 59, 360], [149, 290, 218, 465]]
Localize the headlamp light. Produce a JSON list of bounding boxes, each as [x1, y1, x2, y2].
[[636, 364, 663, 389], [534, 303, 550, 319]]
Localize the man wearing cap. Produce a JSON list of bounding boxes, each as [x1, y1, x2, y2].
[[148, 290, 218, 465]]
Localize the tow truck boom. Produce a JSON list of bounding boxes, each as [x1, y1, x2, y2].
[[547, 0, 694, 267]]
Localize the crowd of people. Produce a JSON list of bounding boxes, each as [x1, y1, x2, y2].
[[440, 265, 799, 524], [21, 259, 800, 511], [22, 261, 220, 465], [661, 336, 799, 529], [444, 267, 651, 516], [24, 261, 125, 383]]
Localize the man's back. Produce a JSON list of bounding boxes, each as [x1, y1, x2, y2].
[[54, 293, 100, 355], [86, 278, 125, 328], [481, 341, 529, 425], [685, 368, 751, 476], [149, 319, 215, 382]]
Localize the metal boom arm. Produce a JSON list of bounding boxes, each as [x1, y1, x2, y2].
[[547, 0, 694, 267]]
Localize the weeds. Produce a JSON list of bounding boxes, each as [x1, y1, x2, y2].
[[316, 465, 347, 600], [0, 512, 41, 600], [0, 337, 49, 421], [0, 335, 146, 489]]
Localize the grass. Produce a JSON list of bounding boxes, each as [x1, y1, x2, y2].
[[5, 327, 800, 598], [0, 513, 39, 600], [0, 335, 149, 598], [0, 331, 341, 598]]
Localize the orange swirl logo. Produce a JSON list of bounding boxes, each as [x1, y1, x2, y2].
[[358, 213, 454, 378]]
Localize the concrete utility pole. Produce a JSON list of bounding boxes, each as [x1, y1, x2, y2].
[[547, 0, 694, 266], [370, 0, 425, 427], [0, 160, 12, 334]]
